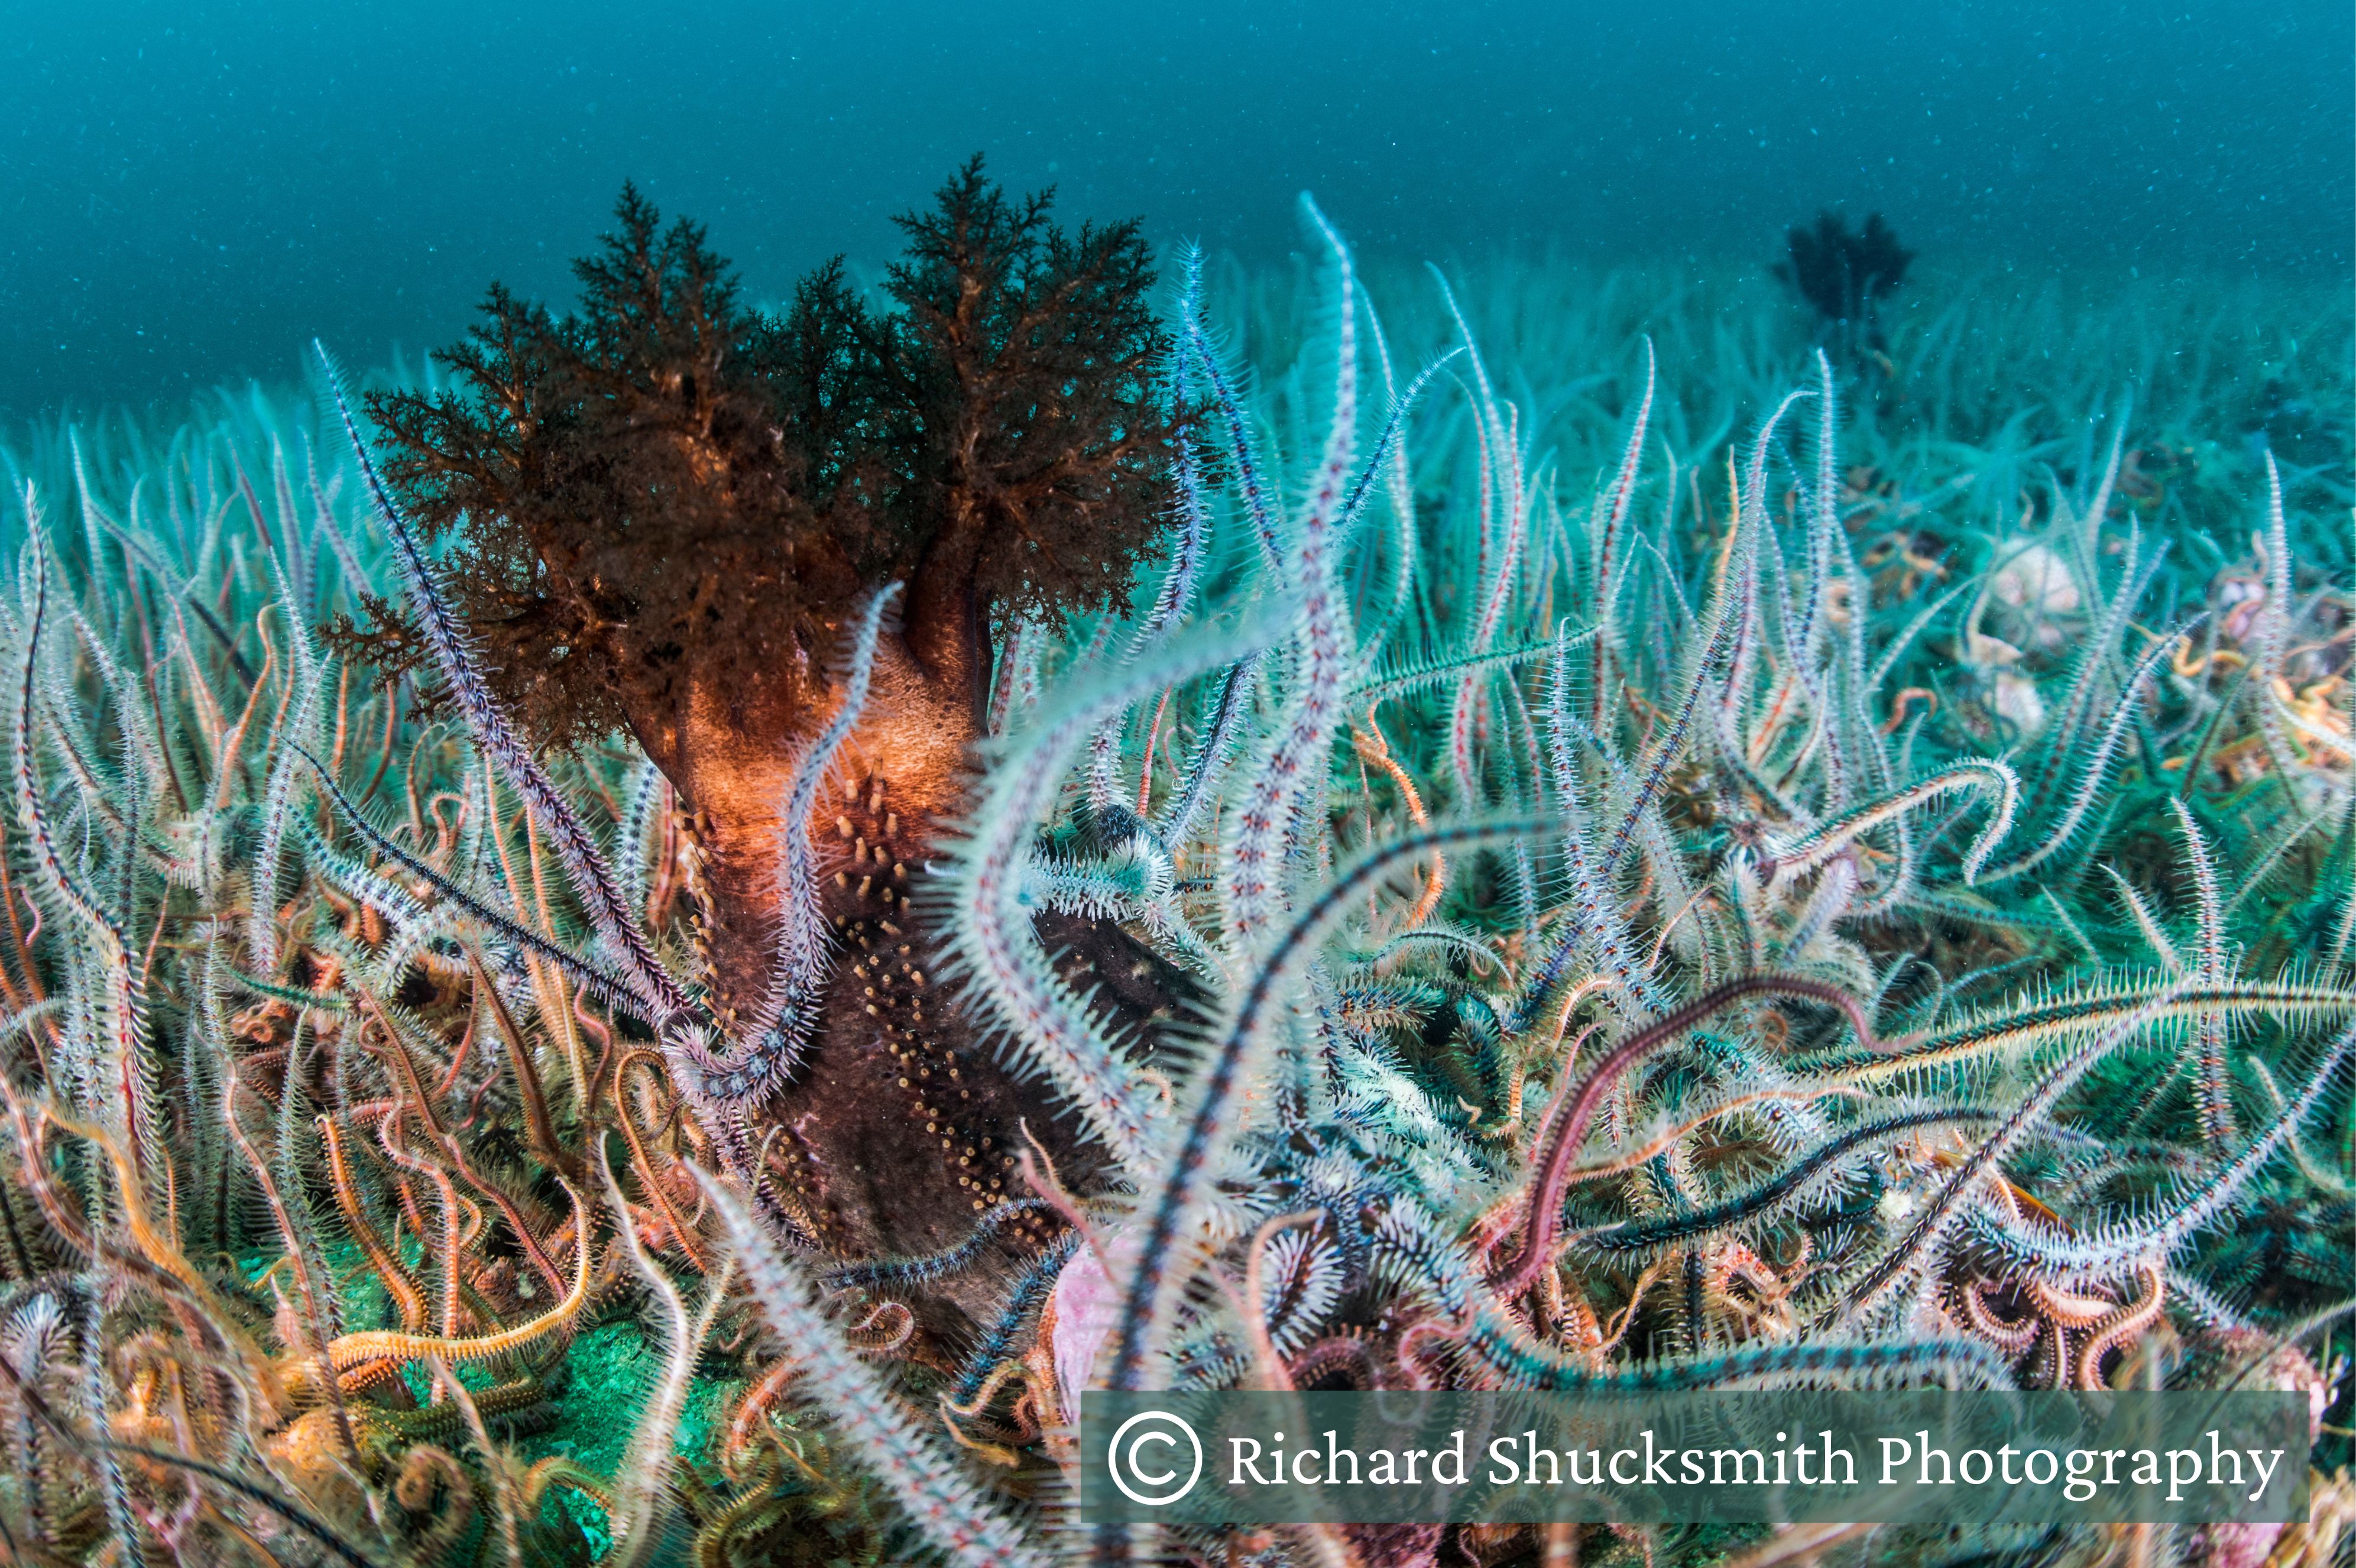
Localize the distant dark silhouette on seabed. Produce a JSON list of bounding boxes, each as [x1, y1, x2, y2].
[[1778, 209, 1915, 371]]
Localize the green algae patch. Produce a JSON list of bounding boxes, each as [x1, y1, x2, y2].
[[516, 1323, 735, 1554]]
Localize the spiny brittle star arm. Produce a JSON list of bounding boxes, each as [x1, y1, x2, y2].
[[326, 1178, 592, 1370]]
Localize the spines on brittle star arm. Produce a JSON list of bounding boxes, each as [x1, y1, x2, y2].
[[617, 757, 667, 931], [1978, 618, 2198, 885], [2323, 804, 2356, 973], [1337, 348, 1460, 562], [1762, 759, 2020, 887], [1154, 655, 1253, 848], [1965, 1018, 2354, 1285], [947, 618, 1269, 1169], [1710, 390, 1807, 723], [13, 531, 123, 947], [62, 601, 172, 811], [1359, 291, 1426, 650], [987, 610, 1045, 738], [1788, 349, 1839, 665], [303, 434, 372, 592], [317, 1115, 426, 1331], [13, 530, 160, 1183], [2106, 866, 2186, 974], [1178, 265, 1282, 576], [75, 1288, 147, 1568], [1106, 814, 1555, 1392], [823, 1200, 1060, 1291], [1822, 980, 2189, 1325], [1369, 1198, 2009, 1391], [1223, 196, 1359, 953], [2069, 402, 2130, 558], [1084, 723, 1122, 821], [64, 435, 119, 636], [1793, 976, 2356, 1084], [1589, 336, 1655, 724], [2258, 452, 2294, 721], [1432, 268, 1525, 808], [1498, 974, 1881, 1298], [952, 1232, 1081, 1407], [1522, 692, 1705, 993], [1467, 1317, 2011, 1392], [599, 1146, 728, 1568], [290, 741, 653, 1021], [698, 1172, 1051, 1568], [251, 550, 329, 977], [313, 344, 694, 1028], [1587, 1106, 2003, 1256], [293, 816, 432, 932], [2257, 453, 2345, 762], [1023, 834, 1175, 924], [1595, 399, 1798, 876], [1154, 655, 1256, 850], [2169, 796, 2238, 1146], [1830, 493, 1890, 788], [2026, 525, 2161, 818], [2055, 519, 2155, 737], [1512, 627, 1673, 1028], [1759, 351, 1853, 815], [1778, 854, 1856, 959], [735, 584, 898, 1062], [1138, 250, 1211, 650], [1353, 637, 1561, 710], [269, 1031, 346, 1343], [326, 1178, 592, 1369]]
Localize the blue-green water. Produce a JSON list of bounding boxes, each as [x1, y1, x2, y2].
[[5, 0, 2349, 422]]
